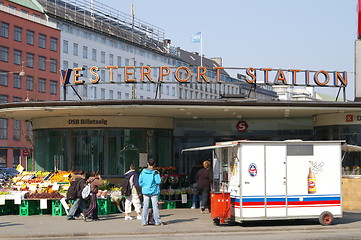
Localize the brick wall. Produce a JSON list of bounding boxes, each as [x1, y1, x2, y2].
[[342, 177, 361, 210]]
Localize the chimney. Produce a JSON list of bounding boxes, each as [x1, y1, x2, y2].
[[163, 39, 171, 53]]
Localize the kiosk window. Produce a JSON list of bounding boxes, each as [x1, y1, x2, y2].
[[287, 145, 313, 156]]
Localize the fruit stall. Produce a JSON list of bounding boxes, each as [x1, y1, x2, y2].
[[0, 166, 195, 216], [0, 168, 121, 216]]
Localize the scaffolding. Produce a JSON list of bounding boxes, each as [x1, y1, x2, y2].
[[37, 0, 165, 52]]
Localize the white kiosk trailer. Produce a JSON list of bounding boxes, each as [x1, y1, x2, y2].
[[183, 140, 343, 226]]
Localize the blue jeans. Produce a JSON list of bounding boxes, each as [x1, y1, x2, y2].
[[67, 198, 86, 219], [141, 195, 161, 225], [192, 192, 202, 208]]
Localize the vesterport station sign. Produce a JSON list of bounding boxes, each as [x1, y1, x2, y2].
[[60, 66, 348, 87]]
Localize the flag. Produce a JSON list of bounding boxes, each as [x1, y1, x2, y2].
[[191, 32, 201, 43]]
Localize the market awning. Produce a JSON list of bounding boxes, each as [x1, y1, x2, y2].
[[181, 143, 237, 153], [341, 144, 361, 152]]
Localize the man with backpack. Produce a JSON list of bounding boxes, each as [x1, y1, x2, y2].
[[66, 171, 88, 220], [123, 163, 142, 220]]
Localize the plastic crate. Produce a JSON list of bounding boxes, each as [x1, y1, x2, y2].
[[52, 199, 65, 216], [176, 201, 192, 208], [0, 200, 17, 215], [19, 200, 40, 216], [161, 201, 176, 209], [110, 202, 118, 214], [97, 198, 111, 215]]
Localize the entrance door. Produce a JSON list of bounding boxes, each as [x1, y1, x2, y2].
[[265, 145, 287, 218]]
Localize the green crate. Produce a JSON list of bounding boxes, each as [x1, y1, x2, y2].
[[97, 198, 111, 215], [0, 200, 15, 215], [161, 201, 176, 209], [19, 200, 40, 216], [110, 202, 118, 214], [176, 201, 192, 208], [52, 200, 65, 216]]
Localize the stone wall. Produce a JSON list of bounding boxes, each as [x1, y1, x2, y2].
[[342, 177, 361, 210]]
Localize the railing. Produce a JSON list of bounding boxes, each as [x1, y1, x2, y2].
[[0, 4, 57, 28]]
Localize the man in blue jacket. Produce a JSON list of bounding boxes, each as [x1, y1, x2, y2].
[[139, 158, 163, 226]]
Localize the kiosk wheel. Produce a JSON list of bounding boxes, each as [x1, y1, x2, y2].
[[213, 218, 220, 226], [319, 211, 334, 226]]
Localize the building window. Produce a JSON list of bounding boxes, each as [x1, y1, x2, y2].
[[0, 94, 8, 103], [109, 90, 113, 99], [100, 70, 105, 82], [26, 30, 34, 45], [0, 22, 9, 38], [82, 65, 88, 78], [109, 54, 114, 65], [13, 96, 21, 102], [38, 78, 46, 93], [14, 26, 22, 42], [101, 51, 105, 63], [50, 80, 57, 94], [83, 46, 88, 58], [117, 56, 122, 66], [38, 34, 46, 48], [73, 43, 78, 56], [0, 71, 8, 86], [92, 49, 97, 61], [0, 119, 7, 140], [26, 53, 34, 68], [50, 59, 57, 73], [13, 49, 22, 65], [63, 60, 68, 69], [26, 76, 33, 90], [13, 74, 21, 88], [50, 37, 58, 51], [101, 88, 105, 99], [38, 56, 46, 71], [117, 91, 121, 99], [83, 84, 88, 97], [63, 40, 68, 53], [13, 120, 21, 140], [13, 149, 20, 167], [0, 46, 8, 62]]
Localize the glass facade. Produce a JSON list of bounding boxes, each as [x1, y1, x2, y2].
[[314, 125, 361, 175], [34, 128, 172, 176], [174, 117, 313, 174]]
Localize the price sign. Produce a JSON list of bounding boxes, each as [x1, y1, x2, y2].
[[52, 184, 60, 191]]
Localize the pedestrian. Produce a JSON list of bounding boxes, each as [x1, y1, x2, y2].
[[189, 160, 203, 209], [66, 170, 88, 220], [83, 171, 103, 221], [123, 163, 142, 220], [195, 160, 213, 213], [139, 158, 164, 226]]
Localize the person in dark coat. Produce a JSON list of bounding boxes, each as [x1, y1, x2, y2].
[[195, 160, 213, 213], [189, 161, 203, 209], [124, 163, 142, 220]]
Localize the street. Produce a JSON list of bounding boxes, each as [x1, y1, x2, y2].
[[1, 210, 361, 240]]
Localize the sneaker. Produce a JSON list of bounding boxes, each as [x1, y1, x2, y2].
[[67, 217, 75, 220], [141, 223, 147, 226], [155, 222, 165, 226], [125, 216, 134, 220], [191, 207, 196, 209], [136, 215, 142, 220]]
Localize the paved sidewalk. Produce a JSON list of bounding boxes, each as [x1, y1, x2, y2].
[[0, 209, 361, 239]]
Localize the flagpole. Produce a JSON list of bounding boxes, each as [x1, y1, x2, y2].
[[200, 32, 203, 67]]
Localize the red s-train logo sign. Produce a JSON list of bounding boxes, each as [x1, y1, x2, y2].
[[236, 121, 248, 132]]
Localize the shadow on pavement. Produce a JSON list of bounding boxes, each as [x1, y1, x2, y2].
[[166, 218, 198, 224], [0, 222, 23, 227]]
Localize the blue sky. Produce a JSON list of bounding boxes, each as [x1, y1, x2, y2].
[[100, 0, 357, 99]]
